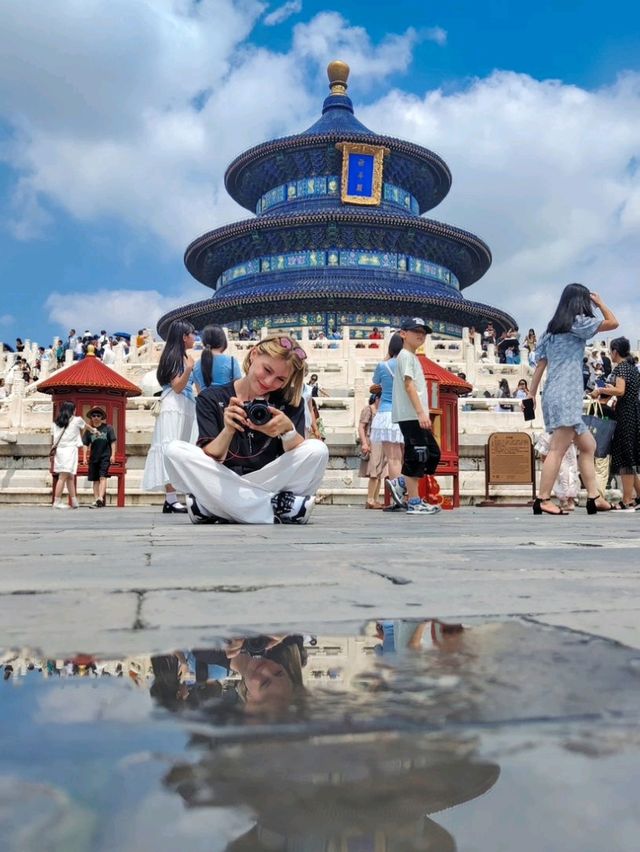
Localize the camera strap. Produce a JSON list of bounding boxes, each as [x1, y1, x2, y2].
[[226, 437, 274, 461], [200, 434, 275, 461]]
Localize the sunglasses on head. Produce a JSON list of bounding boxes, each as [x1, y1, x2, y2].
[[277, 337, 307, 360]]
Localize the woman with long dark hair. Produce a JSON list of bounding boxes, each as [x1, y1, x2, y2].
[[192, 325, 241, 393], [590, 336, 640, 509], [497, 378, 512, 411], [524, 328, 537, 366], [142, 320, 196, 512], [51, 400, 95, 509], [528, 284, 618, 515]]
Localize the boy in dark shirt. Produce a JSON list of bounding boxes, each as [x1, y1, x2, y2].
[[82, 407, 116, 507]]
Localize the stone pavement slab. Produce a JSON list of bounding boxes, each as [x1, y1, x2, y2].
[[1, 504, 639, 655]]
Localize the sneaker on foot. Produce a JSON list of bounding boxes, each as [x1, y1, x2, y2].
[[407, 499, 440, 515], [421, 500, 442, 513], [272, 491, 315, 524], [186, 495, 227, 525], [162, 499, 188, 514], [386, 477, 406, 508], [52, 501, 69, 510]]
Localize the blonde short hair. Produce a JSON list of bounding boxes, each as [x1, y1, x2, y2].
[[242, 335, 307, 407]]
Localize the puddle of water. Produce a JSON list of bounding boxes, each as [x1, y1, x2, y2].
[[1, 620, 639, 851]]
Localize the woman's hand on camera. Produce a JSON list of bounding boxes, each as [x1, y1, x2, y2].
[[526, 393, 536, 408], [223, 396, 248, 433], [252, 407, 293, 437]]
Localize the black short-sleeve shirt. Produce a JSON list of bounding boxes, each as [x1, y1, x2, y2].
[[82, 424, 116, 460], [196, 382, 306, 476]]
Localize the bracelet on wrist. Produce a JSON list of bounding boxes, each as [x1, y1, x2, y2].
[[280, 428, 298, 444]]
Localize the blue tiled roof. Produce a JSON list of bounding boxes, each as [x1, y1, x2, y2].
[[301, 93, 374, 135], [157, 280, 516, 340], [184, 209, 492, 291], [216, 270, 460, 302]]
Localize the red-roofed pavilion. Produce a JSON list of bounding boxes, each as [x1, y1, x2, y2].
[[38, 354, 141, 507]]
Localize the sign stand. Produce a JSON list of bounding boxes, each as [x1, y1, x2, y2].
[[480, 432, 536, 507]]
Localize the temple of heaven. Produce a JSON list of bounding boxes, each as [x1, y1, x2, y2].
[[157, 61, 516, 339]]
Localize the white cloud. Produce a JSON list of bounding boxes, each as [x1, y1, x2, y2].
[[358, 71, 640, 338], [264, 0, 302, 26], [292, 12, 418, 84], [36, 682, 152, 723], [0, 314, 15, 327], [1, 3, 640, 340], [0, 4, 419, 251], [45, 285, 204, 336], [424, 26, 447, 46]]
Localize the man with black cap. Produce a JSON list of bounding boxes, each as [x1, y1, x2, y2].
[[388, 318, 441, 514], [82, 407, 116, 507]]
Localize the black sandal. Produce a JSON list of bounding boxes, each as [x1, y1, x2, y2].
[[586, 497, 613, 514], [533, 498, 569, 516]]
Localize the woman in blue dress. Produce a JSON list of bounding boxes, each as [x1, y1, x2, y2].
[[192, 325, 242, 393], [528, 284, 618, 515]]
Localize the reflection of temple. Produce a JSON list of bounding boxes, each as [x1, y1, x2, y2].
[[158, 61, 516, 339]]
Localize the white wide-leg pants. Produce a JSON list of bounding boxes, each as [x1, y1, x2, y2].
[[164, 439, 329, 524]]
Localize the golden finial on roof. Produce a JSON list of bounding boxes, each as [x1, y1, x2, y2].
[[327, 60, 350, 96]]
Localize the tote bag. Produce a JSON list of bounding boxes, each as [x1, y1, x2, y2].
[[582, 401, 616, 458]]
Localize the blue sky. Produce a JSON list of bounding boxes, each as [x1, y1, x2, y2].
[[1, 0, 639, 346]]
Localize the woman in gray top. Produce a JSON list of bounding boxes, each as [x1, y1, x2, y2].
[[528, 284, 618, 515]]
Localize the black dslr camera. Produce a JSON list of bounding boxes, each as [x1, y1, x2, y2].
[[243, 398, 272, 426]]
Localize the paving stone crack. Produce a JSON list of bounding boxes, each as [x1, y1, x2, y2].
[[355, 565, 412, 585]]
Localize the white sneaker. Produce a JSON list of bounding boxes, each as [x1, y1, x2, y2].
[[52, 501, 69, 510], [272, 492, 315, 524], [406, 500, 440, 515]]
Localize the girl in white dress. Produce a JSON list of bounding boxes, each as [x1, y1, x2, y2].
[[142, 320, 196, 513], [51, 401, 95, 509]]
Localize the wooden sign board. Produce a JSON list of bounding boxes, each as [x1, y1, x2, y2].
[[484, 432, 535, 504]]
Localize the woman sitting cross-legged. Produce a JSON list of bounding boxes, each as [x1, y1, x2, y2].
[[164, 335, 329, 524]]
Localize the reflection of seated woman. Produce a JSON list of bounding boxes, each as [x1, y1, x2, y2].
[[150, 636, 306, 713], [226, 635, 306, 712]]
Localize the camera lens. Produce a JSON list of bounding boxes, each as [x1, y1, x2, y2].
[[247, 400, 271, 425], [244, 636, 268, 655]]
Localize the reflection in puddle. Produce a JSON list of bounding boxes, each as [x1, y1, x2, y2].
[[2, 620, 640, 851]]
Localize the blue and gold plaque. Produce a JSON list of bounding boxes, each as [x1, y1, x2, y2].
[[336, 142, 389, 206]]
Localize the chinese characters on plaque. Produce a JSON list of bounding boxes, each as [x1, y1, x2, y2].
[[336, 142, 389, 206]]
